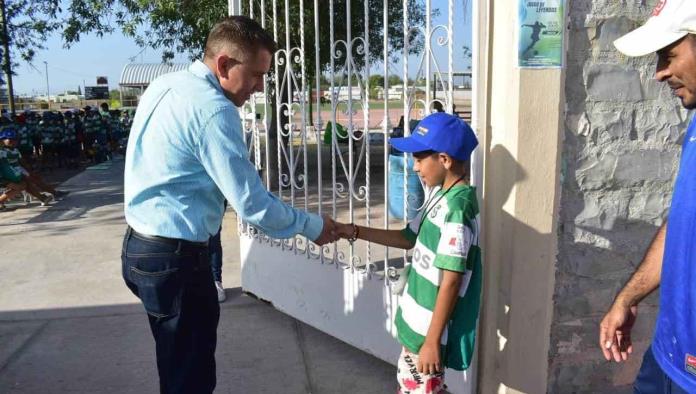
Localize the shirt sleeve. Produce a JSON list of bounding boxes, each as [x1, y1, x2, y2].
[[400, 209, 423, 245], [433, 209, 474, 273], [195, 107, 323, 241]]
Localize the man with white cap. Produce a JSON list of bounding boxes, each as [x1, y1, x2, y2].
[[599, 0, 696, 392]]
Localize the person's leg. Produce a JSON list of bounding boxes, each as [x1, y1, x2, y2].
[[181, 248, 220, 392], [0, 182, 26, 204], [122, 229, 219, 394], [21, 178, 52, 205], [25, 171, 57, 195]]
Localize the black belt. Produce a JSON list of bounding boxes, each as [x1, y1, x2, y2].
[[128, 227, 209, 248]]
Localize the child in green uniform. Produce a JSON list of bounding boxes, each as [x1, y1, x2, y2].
[[82, 107, 101, 162], [54, 112, 67, 168], [0, 129, 55, 206], [15, 113, 35, 164], [39, 112, 57, 170], [336, 112, 481, 394], [63, 111, 79, 168], [25, 111, 42, 159], [90, 107, 109, 162], [109, 109, 123, 153]]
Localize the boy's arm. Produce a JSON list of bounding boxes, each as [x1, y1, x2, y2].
[[418, 269, 462, 375], [336, 222, 415, 249]]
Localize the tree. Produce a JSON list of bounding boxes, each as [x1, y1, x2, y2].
[[62, 0, 430, 186], [77, 85, 82, 95], [0, 0, 61, 115], [368, 75, 384, 89], [63, 0, 428, 68], [387, 74, 403, 86]]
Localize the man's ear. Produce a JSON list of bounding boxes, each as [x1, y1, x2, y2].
[[216, 55, 239, 78]]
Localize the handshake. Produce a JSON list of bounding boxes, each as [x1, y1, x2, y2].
[[313, 215, 359, 245]]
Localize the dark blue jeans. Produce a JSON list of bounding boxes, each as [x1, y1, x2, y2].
[[209, 226, 222, 282], [121, 227, 219, 394], [634, 347, 689, 394]]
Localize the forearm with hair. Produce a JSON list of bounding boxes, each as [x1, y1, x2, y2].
[[615, 222, 666, 307]]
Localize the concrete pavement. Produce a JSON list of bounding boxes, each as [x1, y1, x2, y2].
[[0, 157, 394, 393]]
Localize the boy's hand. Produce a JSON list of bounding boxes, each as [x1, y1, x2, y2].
[[417, 341, 441, 375]]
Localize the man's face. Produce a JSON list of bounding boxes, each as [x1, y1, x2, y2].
[[218, 49, 272, 107], [656, 36, 696, 109]]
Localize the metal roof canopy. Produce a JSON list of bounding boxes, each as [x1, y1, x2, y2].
[[119, 63, 189, 87]]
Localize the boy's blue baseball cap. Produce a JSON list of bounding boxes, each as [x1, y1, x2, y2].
[[389, 112, 478, 161], [0, 128, 17, 140]]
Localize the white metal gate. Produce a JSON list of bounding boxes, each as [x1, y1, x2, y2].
[[232, 1, 475, 392]]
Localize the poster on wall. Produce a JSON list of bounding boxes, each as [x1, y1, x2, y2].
[[518, 0, 565, 68]]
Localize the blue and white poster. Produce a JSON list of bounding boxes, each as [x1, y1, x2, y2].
[[518, 0, 565, 68]]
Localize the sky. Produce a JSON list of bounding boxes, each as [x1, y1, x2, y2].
[[12, 1, 471, 97]]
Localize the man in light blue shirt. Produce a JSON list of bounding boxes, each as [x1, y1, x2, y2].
[[121, 16, 336, 394]]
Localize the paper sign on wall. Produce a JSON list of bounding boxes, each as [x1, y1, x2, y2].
[[518, 0, 565, 68]]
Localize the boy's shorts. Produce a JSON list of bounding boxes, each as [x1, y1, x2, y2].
[[397, 348, 446, 394]]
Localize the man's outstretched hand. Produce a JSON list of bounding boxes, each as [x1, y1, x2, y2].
[[313, 215, 338, 245]]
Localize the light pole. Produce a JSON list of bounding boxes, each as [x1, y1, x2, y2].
[[43, 61, 50, 107]]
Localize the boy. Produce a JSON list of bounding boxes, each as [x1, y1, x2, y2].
[[63, 111, 80, 168], [15, 113, 35, 166], [39, 111, 57, 170], [1, 129, 65, 202], [337, 112, 481, 394]]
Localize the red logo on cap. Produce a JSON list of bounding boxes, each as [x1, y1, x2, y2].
[[652, 0, 667, 16], [688, 355, 696, 367]]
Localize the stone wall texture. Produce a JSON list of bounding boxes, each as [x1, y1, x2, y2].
[[549, 0, 691, 392]]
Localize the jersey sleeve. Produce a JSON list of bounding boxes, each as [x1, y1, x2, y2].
[[433, 208, 475, 273]]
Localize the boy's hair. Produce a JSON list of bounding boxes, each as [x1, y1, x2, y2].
[[413, 150, 470, 169], [204, 16, 277, 63]]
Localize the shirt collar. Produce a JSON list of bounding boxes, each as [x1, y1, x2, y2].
[[189, 60, 223, 93]]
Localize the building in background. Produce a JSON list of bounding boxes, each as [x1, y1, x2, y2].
[[118, 63, 189, 108]]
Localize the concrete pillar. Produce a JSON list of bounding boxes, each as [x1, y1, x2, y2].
[[475, 1, 564, 393]]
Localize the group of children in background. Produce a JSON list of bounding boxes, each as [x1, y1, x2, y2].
[[0, 103, 133, 210]]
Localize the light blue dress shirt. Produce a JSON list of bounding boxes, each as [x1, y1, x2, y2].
[[124, 60, 323, 242]]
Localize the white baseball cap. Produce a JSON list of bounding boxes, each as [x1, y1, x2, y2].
[[614, 0, 696, 57]]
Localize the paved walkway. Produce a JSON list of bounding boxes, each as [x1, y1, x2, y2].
[[0, 158, 394, 393]]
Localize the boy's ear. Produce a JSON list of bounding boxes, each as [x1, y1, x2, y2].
[[439, 153, 453, 169]]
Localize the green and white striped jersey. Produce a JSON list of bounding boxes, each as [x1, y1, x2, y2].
[[396, 184, 482, 371], [1, 147, 22, 167]]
